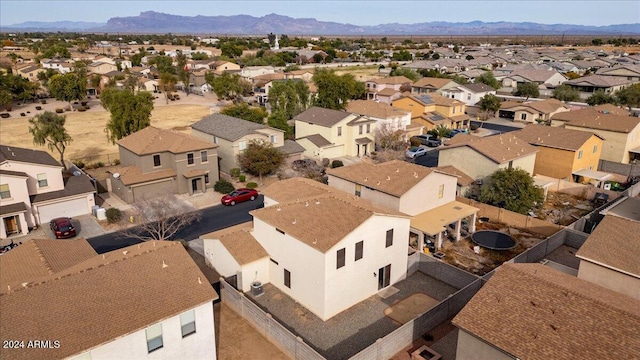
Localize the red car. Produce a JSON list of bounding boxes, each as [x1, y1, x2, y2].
[[221, 188, 259, 206], [49, 217, 77, 239]]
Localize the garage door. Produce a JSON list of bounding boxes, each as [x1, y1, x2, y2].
[[36, 197, 90, 224], [132, 180, 174, 203]]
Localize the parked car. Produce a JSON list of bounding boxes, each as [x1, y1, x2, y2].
[[49, 217, 77, 239], [405, 147, 427, 159], [411, 134, 442, 147], [221, 188, 259, 206]]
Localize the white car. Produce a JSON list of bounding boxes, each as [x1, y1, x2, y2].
[[406, 147, 427, 159]]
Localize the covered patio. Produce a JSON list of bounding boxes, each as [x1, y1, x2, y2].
[[410, 201, 479, 251], [571, 168, 612, 187]]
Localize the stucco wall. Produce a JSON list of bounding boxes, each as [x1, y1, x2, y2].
[[565, 126, 640, 164], [533, 147, 575, 179], [577, 260, 640, 300], [1, 162, 64, 195], [455, 330, 514, 360], [438, 147, 498, 182], [0, 174, 34, 225], [399, 172, 458, 215]]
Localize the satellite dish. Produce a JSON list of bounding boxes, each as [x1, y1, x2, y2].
[[112, 173, 120, 179], [73, 170, 82, 176]]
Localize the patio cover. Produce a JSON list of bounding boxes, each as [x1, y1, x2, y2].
[[411, 201, 479, 236], [629, 146, 640, 154], [572, 168, 612, 181]]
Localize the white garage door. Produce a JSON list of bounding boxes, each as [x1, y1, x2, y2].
[[36, 197, 90, 224]]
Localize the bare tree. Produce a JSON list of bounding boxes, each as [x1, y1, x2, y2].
[[129, 195, 200, 241], [374, 123, 405, 151]]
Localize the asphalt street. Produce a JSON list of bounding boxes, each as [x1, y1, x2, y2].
[[470, 121, 521, 134], [88, 195, 264, 254]]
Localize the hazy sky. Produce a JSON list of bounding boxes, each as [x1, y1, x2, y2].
[[1, 0, 638, 27]]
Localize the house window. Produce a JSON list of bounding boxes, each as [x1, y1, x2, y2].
[[239, 141, 247, 150], [213, 136, 218, 144], [337, 126, 342, 137], [145, 323, 163, 353], [467, 93, 471, 100], [204, 174, 210, 184], [355, 184, 361, 197], [508, 160, 513, 169], [0, 184, 10, 199], [366, 124, 371, 133], [201, 151, 208, 163], [180, 310, 196, 338], [359, 125, 363, 135], [337, 248, 346, 269], [270, 135, 277, 144], [520, 114, 527, 120], [452, 106, 456, 114], [37, 173, 48, 188], [438, 184, 444, 199], [187, 153, 194, 165], [153, 154, 161, 167], [355, 241, 363, 261], [385, 229, 394, 248], [578, 150, 583, 159], [284, 269, 291, 288], [592, 144, 598, 153]]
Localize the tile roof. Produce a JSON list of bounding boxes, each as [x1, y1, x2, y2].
[[294, 106, 352, 127], [204, 225, 269, 265], [280, 139, 306, 155], [372, 76, 412, 85], [461, 83, 495, 93], [506, 69, 561, 82], [0, 144, 61, 167], [412, 77, 455, 89], [191, 114, 281, 142], [30, 175, 96, 203], [453, 263, 640, 360], [575, 215, 640, 277], [592, 104, 630, 116], [115, 165, 176, 186], [0, 238, 97, 294], [501, 98, 569, 114], [401, 93, 463, 107], [443, 133, 538, 164], [297, 134, 332, 147], [376, 87, 400, 96], [117, 126, 217, 155], [326, 160, 443, 197], [435, 165, 474, 186], [0, 241, 218, 360], [552, 108, 640, 134], [255, 177, 408, 253], [0, 202, 28, 216], [565, 74, 632, 87], [514, 124, 603, 151]]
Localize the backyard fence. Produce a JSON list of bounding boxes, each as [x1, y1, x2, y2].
[[534, 174, 620, 201], [598, 159, 640, 178], [71, 152, 120, 168]]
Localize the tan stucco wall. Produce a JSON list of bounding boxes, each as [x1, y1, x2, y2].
[[393, 98, 433, 118], [564, 125, 640, 164], [572, 136, 603, 173], [399, 172, 458, 215], [455, 330, 515, 360], [577, 260, 640, 300], [438, 146, 500, 182], [533, 147, 575, 179]]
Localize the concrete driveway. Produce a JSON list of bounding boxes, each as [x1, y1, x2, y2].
[[43, 214, 106, 239]]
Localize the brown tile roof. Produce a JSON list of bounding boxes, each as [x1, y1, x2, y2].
[[0, 241, 218, 360], [255, 178, 408, 253], [183, 169, 208, 178], [347, 100, 410, 119], [501, 98, 569, 114], [444, 133, 538, 164], [206, 226, 269, 266], [0, 144, 61, 167], [412, 77, 454, 89], [294, 107, 352, 127], [372, 76, 412, 85], [565, 74, 632, 87], [575, 215, 640, 277], [376, 87, 400, 96], [453, 263, 640, 360], [117, 126, 217, 155], [402, 93, 463, 108], [552, 108, 640, 134], [0, 238, 97, 293], [514, 124, 603, 151], [593, 104, 630, 116], [116, 165, 176, 186], [298, 134, 332, 147], [435, 165, 474, 186], [326, 160, 442, 197]]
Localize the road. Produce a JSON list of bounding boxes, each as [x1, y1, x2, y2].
[[88, 196, 264, 254], [470, 121, 521, 134]]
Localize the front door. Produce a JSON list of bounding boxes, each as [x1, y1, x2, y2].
[[191, 178, 201, 193], [4, 216, 19, 235], [378, 264, 391, 290]]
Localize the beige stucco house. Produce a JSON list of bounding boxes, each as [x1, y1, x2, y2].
[[392, 93, 470, 131], [411, 77, 459, 95], [346, 100, 421, 140], [365, 76, 412, 101], [498, 98, 570, 124], [111, 127, 219, 204]]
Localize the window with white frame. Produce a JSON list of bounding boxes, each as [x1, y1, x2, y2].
[[187, 153, 194, 165], [270, 135, 277, 144], [180, 310, 196, 337], [337, 127, 342, 137], [239, 141, 247, 150], [520, 113, 527, 120], [37, 173, 48, 188], [592, 144, 598, 153], [438, 184, 444, 199], [201, 151, 208, 163], [153, 154, 161, 167], [0, 184, 10, 199], [359, 125, 363, 135], [366, 124, 371, 133], [145, 323, 163, 353]]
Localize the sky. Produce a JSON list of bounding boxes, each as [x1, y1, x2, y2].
[[1, 0, 639, 27]]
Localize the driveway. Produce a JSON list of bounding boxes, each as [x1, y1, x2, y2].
[[43, 214, 106, 239]]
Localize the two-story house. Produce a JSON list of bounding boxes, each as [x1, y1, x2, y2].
[[326, 160, 478, 250], [345, 100, 422, 140], [498, 98, 570, 124], [501, 69, 567, 90], [0, 239, 219, 359], [365, 76, 412, 103], [514, 125, 605, 182], [111, 127, 219, 204], [0, 145, 96, 240], [410, 77, 459, 95], [392, 93, 470, 131], [202, 177, 411, 321], [441, 83, 497, 106], [564, 75, 635, 99], [191, 114, 304, 174], [87, 61, 118, 75], [295, 107, 376, 159]]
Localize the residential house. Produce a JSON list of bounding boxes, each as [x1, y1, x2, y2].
[[365, 76, 412, 102], [203, 177, 411, 321], [283, 69, 314, 82], [410, 77, 459, 95], [326, 160, 478, 249], [438, 133, 538, 183], [576, 201, 640, 300], [111, 127, 219, 204], [0, 145, 96, 240], [564, 75, 635, 99], [435, 165, 475, 197], [441, 83, 497, 106], [191, 114, 303, 174], [15, 65, 45, 82], [501, 69, 566, 90], [210, 61, 240, 75], [551, 108, 640, 164], [452, 263, 640, 360], [294, 107, 376, 159], [87, 61, 118, 75], [345, 100, 420, 139], [240, 65, 275, 81], [392, 93, 470, 131], [596, 64, 640, 82], [514, 124, 604, 182], [41, 58, 73, 74], [0, 239, 218, 360], [251, 73, 286, 104], [498, 98, 570, 124]]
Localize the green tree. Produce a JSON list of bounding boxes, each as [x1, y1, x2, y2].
[[392, 50, 412, 61], [42, 44, 70, 59], [475, 71, 500, 90], [37, 68, 58, 92], [514, 82, 540, 100], [101, 88, 154, 143], [478, 94, 501, 115], [312, 68, 364, 110], [267, 112, 294, 139], [158, 72, 176, 104], [479, 168, 544, 215], [586, 90, 616, 106], [28, 111, 72, 169], [616, 84, 640, 110], [205, 73, 252, 101], [220, 103, 268, 123], [268, 80, 310, 121], [552, 84, 580, 102], [48, 73, 86, 110], [237, 140, 285, 182], [427, 125, 451, 139], [0, 89, 12, 109], [221, 44, 243, 58], [389, 67, 420, 82], [149, 55, 174, 74]]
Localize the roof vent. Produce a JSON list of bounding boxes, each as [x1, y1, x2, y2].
[[386, 176, 391, 180], [312, 238, 317, 244], [292, 219, 296, 225], [305, 201, 309, 207], [21, 282, 28, 287], [364, 177, 368, 182], [396, 168, 399, 172], [122, 250, 128, 255], [413, 172, 418, 178], [377, 181, 381, 185], [198, 276, 202, 285], [277, 207, 281, 211], [315, 199, 320, 205], [162, 261, 168, 268]]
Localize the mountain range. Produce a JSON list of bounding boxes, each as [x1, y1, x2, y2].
[[5, 12, 640, 35]]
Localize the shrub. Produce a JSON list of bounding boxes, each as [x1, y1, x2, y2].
[[105, 208, 122, 223], [246, 182, 258, 189], [321, 158, 330, 167], [238, 174, 246, 182], [74, 160, 85, 169], [470, 123, 479, 131], [409, 138, 421, 147], [214, 179, 235, 194], [331, 160, 344, 168], [96, 161, 105, 168], [77, 106, 86, 112], [55, 108, 63, 113], [230, 168, 241, 178], [113, 158, 120, 165], [41, 99, 47, 104]]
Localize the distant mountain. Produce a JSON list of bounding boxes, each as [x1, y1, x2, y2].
[[4, 12, 639, 35]]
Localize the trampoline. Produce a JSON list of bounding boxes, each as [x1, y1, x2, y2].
[[471, 230, 516, 250]]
